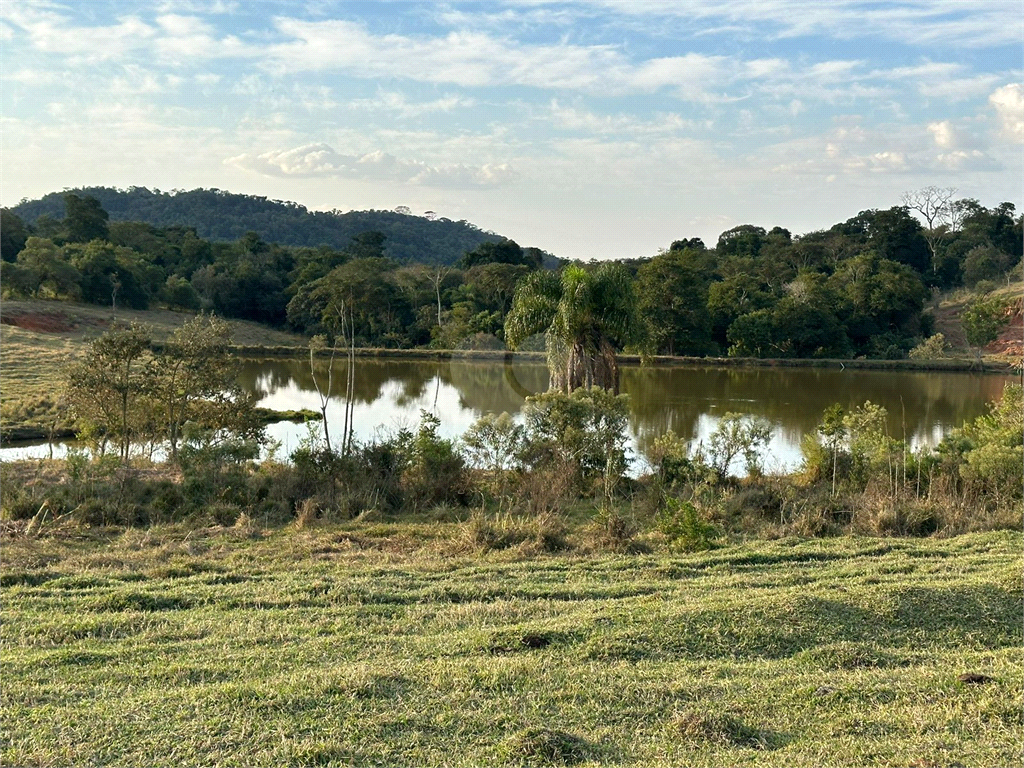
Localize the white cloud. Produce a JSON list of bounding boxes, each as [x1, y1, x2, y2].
[[225, 143, 515, 188], [348, 91, 475, 118], [989, 84, 1024, 143], [548, 99, 697, 136], [927, 120, 958, 149]]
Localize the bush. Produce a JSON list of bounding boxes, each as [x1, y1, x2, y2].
[[706, 412, 772, 479], [656, 497, 719, 552], [909, 333, 948, 360], [402, 411, 470, 512], [521, 387, 631, 505]]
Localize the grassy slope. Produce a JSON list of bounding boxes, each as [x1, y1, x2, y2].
[[2, 525, 1020, 767], [0, 298, 305, 399], [932, 280, 1024, 360], [0, 299, 308, 439]]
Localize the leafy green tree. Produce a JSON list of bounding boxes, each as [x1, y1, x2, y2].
[[63, 193, 109, 243], [66, 241, 154, 309], [961, 296, 1011, 358], [522, 387, 631, 506], [66, 324, 153, 463], [505, 263, 649, 392], [716, 225, 766, 259], [460, 239, 540, 270], [726, 309, 777, 358], [707, 274, 774, 348], [635, 248, 715, 355], [962, 245, 1012, 287], [160, 275, 201, 310], [1, 209, 28, 262], [817, 404, 847, 496], [152, 315, 241, 460], [706, 412, 773, 479], [15, 238, 81, 299]]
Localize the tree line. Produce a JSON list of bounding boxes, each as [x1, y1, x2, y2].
[[2, 188, 1021, 361], [9, 186, 509, 265]]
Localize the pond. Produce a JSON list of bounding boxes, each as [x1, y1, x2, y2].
[[2, 357, 1015, 474]]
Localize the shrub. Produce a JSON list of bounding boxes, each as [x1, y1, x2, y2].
[[402, 411, 470, 512], [521, 387, 631, 506], [656, 497, 720, 552], [706, 412, 773, 479], [909, 333, 948, 360]]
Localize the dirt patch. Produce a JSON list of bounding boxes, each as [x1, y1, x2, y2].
[[0, 308, 106, 334], [984, 297, 1023, 357]]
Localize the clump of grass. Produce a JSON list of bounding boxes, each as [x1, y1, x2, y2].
[[460, 511, 569, 554], [672, 709, 769, 749], [794, 641, 901, 669], [501, 727, 595, 766]]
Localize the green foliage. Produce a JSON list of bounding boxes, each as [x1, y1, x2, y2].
[[706, 412, 773, 478], [961, 295, 1011, 350], [1, 208, 29, 262], [955, 383, 1023, 504], [402, 411, 470, 512], [636, 248, 716, 355], [462, 412, 525, 473], [522, 388, 631, 502], [645, 430, 713, 487], [506, 263, 649, 392], [66, 324, 153, 462], [656, 497, 720, 551], [62, 193, 109, 244], [14, 186, 501, 265], [908, 333, 948, 360]]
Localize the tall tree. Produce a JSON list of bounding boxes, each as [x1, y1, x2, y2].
[[63, 194, 110, 243], [505, 263, 648, 393], [0, 209, 28, 262], [636, 248, 716, 355]]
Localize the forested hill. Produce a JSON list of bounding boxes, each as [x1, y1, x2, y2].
[[11, 187, 502, 266]]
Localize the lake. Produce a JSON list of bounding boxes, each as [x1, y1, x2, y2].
[[2, 357, 1015, 474], [247, 358, 1013, 475]]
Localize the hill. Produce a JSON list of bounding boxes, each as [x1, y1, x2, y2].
[[11, 187, 503, 266]]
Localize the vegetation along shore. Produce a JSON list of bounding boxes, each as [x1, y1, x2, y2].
[[1, 186, 1021, 767]]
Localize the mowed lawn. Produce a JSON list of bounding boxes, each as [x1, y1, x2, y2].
[[1, 526, 1020, 767]]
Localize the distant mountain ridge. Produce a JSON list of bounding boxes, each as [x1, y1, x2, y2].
[[11, 187, 504, 265]]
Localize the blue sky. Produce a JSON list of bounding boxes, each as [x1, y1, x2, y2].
[[2, 1, 1021, 260]]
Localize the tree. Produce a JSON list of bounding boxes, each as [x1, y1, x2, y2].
[[635, 248, 716, 356], [152, 315, 241, 461], [63, 194, 109, 243], [961, 296, 1011, 360], [901, 186, 958, 244], [66, 324, 153, 463], [460, 239, 540, 270], [15, 238, 81, 299], [522, 387, 631, 507], [505, 263, 649, 393], [817, 404, 847, 496], [1, 209, 28, 262]]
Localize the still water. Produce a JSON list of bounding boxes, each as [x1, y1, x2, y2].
[[247, 358, 1013, 474], [3, 357, 1015, 474]]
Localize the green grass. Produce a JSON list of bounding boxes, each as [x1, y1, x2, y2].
[[2, 525, 1020, 766]]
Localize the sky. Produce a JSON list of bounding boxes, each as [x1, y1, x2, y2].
[[1, 1, 1022, 261]]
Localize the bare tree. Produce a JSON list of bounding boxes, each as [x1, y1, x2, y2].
[[429, 265, 452, 328], [901, 186, 963, 266]]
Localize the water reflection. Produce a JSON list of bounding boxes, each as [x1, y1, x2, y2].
[[245, 357, 1015, 472], [2, 357, 1014, 471]]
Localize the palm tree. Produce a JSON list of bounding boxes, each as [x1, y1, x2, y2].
[[504, 263, 649, 393]]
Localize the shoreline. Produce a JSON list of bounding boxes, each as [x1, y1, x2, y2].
[[229, 343, 1019, 374]]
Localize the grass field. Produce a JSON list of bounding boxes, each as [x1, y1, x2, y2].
[[2, 524, 1020, 766]]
